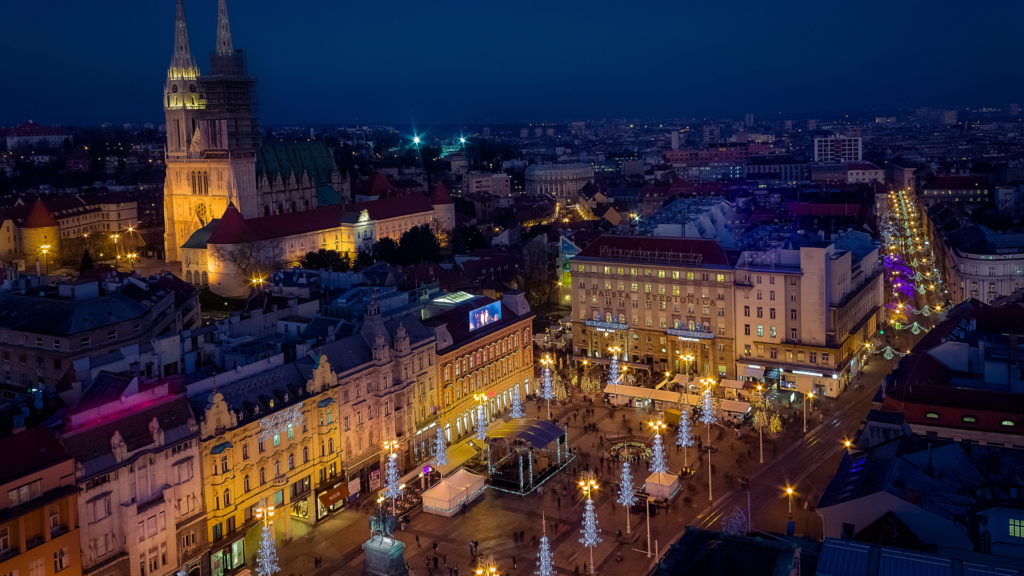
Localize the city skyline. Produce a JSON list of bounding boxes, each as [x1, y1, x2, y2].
[[2, 0, 1024, 126]]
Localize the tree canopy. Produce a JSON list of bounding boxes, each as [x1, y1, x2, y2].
[[299, 249, 351, 272]]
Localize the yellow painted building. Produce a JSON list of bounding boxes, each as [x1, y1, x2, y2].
[[191, 357, 339, 576], [0, 428, 81, 576]]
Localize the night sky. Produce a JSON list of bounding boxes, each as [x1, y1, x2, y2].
[[2, 0, 1022, 126]]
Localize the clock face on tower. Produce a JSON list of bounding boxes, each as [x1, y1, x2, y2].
[[189, 84, 197, 93], [171, 84, 179, 93]]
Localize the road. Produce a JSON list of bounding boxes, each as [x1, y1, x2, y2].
[[689, 361, 884, 537]]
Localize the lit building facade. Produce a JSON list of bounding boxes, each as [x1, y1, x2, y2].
[[0, 428, 81, 576], [428, 292, 534, 444], [733, 233, 884, 397], [570, 235, 737, 378], [525, 164, 595, 204], [62, 374, 204, 576], [813, 135, 862, 163]]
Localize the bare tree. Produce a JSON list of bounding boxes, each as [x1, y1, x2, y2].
[[518, 236, 556, 307], [212, 240, 286, 281], [429, 216, 451, 249]]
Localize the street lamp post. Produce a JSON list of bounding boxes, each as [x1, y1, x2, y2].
[[128, 253, 137, 271], [255, 501, 275, 526], [803, 392, 814, 433], [474, 555, 498, 576], [786, 487, 794, 517], [40, 245, 50, 276], [756, 385, 764, 464], [579, 472, 600, 575]]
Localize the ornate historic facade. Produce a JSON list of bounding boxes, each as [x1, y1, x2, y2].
[[163, 0, 345, 263]]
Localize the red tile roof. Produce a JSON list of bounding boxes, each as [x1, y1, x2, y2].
[[575, 234, 730, 266], [207, 203, 259, 244], [430, 182, 453, 205], [22, 199, 59, 229], [354, 172, 394, 197], [351, 193, 435, 220]]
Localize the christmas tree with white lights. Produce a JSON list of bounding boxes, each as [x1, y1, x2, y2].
[[255, 523, 280, 576], [700, 388, 717, 445], [536, 514, 554, 576], [579, 493, 602, 574], [607, 351, 620, 387], [650, 430, 669, 473], [540, 363, 554, 401], [617, 462, 638, 534], [433, 426, 449, 479], [382, 452, 402, 509], [475, 404, 487, 441], [510, 383, 525, 418]]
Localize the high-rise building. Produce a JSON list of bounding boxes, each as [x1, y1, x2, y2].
[[813, 135, 862, 163], [744, 113, 754, 127], [1010, 103, 1019, 116]]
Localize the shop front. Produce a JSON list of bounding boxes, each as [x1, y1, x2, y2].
[[315, 480, 350, 520], [210, 536, 245, 576]]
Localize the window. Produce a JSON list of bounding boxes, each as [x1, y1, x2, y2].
[[757, 325, 763, 337], [212, 523, 223, 541], [0, 527, 8, 552], [716, 274, 725, 282], [8, 479, 42, 506], [81, 337, 91, 348], [756, 307, 763, 318], [1002, 420, 1017, 427], [273, 433, 280, 447], [52, 546, 69, 572], [769, 308, 776, 319], [107, 330, 117, 341], [30, 559, 44, 576], [242, 444, 249, 459], [821, 353, 829, 365], [809, 351, 817, 363], [790, 309, 797, 320], [744, 324, 750, 336], [962, 416, 978, 424], [743, 306, 749, 317], [744, 345, 751, 356], [925, 412, 940, 419], [35, 337, 42, 348], [1011, 519, 1024, 538], [718, 307, 725, 317], [220, 456, 228, 474]]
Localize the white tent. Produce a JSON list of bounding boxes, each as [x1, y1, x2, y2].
[[421, 469, 485, 517], [645, 471, 679, 501]]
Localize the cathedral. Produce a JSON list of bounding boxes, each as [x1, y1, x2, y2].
[[164, 1, 453, 296]]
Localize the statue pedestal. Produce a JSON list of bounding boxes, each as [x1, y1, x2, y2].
[[362, 537, 409, 576]]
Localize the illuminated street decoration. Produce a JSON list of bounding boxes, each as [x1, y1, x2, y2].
[[258, 402, 304, 443]]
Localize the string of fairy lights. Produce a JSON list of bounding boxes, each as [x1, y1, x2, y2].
[[875, 189, 953, 359]]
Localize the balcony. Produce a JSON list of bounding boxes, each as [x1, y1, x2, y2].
[[273, 474, 288, 486], [0, 547, 21, 562], [26, 537, 44, 551]]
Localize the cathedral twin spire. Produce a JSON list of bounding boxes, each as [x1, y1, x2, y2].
[[169, 0, 235, 78]]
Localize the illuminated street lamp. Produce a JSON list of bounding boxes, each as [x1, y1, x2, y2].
[[128, 253, 137, 271], [804, 391, 814, 433], [40, 245, 51, 276], [786, 487, 794, 516], [474, 555, 498, 576], [578, 472, 600, 574], [255, 501, 275, 526]]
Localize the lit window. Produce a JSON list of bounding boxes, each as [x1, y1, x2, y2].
[[1002, 420, 1017, 427], [962, 416, 977, 423], [925, 412, 940, 419]]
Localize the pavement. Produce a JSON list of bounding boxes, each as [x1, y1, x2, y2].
[[269, 355, 897, 576]]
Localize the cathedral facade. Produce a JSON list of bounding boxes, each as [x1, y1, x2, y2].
[[163, 0, 343, 263]]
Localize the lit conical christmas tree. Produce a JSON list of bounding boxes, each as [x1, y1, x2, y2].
[[676, 410, 694, 466], [700, 388, 717, 444], [579, 477, 602, 575], [475, 404, 487, 441], [607, 348, 621, 387], [382, 451, 402, 511], [650, 430, 668, 473], [255, 523, 280, 576], [536, 512, 554, 576], [617, 462, 638, 534], [434, 426, 449, 480], [510, 383, 525, 419]]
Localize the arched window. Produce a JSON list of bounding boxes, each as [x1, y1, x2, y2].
[[274, 461, 281, 476], [925, 412, 940, 419], [302, 446, 309, 463], [223, 489, 230, 507], [259, 468, 266, 484], [288, 454, 295, 470], [243, 475, 250, 492], [186, 270, 193, 283], [328, 438, 335, 454], [201, 271, 208, 285]]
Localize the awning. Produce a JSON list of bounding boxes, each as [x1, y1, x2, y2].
[[210, 441, 233, 455], [604, 384, 686, 404], [399, 466, 426, 487], [438, 443, 479, 476], [718, 379, 746, 389], [317, 483, 349, 508], [486, 419, 565, 447], [740, 366, 766, 379], [720, 400, 751, 413]]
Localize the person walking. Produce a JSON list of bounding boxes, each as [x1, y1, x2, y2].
[[416, 535, 421, 547], [454, 565, 459, 576], [512, 556, 517, 569], [557, 496, 561, 509]]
